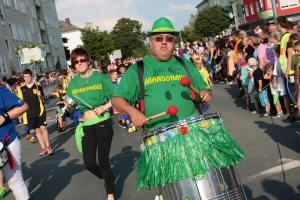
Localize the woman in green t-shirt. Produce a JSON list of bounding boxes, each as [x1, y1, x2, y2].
[[66, 48, 116, 200]]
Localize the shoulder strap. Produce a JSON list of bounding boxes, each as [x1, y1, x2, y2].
[[137, 60, 145, 113], [174, 56, 190, 77]]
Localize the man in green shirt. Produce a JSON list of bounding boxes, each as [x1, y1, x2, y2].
[[111, 17, 244, 192], [112, 17, 211, 131]]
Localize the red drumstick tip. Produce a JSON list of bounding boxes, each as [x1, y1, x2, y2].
[[180, 77, 191, 87], [166, 105, 178, 116]]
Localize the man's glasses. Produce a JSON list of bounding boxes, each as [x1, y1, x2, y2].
[[151, 36, 176, 43], [73, 58, 88, 65]]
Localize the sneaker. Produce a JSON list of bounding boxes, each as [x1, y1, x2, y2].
[[132, 126, 136, 132], [227, 81, 234, 85], [128, 128, 133, 133], [252, 110, 259, 114], [118, 120, 123, 128], [29, 137, 38, 143], [260, 112, 271, 117], [0, 187, 6, 198], [57, 126, 65, 132], [219, 81, 226, 83], [26, 134, 30, 140], [39, 149, 47, 156], [46, 146, 53, 155], [121, 123, 127, 129], [273, 114, 283, 119]]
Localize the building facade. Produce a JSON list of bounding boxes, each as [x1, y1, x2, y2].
[[240, 0, 300, 30], [0, 0, 66, 77], [196, 0, 209, 12], [59, 18, 83, 66]]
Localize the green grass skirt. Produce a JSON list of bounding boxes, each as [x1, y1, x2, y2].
[[134, 118, 245, 189]]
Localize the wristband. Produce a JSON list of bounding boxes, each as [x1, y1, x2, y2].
[[1, 113, 10, 122]]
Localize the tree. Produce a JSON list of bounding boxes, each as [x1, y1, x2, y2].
[[194, 5, 230, 38], [180, 14, 198, 43], [110, 18, 147, 59], [80, 22, 114, 66]]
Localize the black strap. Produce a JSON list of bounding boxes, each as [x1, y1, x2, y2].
[[137, 61, 144, 100], [174, 56, 190, 77]]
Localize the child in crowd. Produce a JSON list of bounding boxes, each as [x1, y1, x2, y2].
[[247, 68, 260, 113], [226, 44, 235, 84], [237, 50, 249, 100], [264, 64, 284, 119], [238, 50, 251, 110], [109, 70, 125, 128], [291, 41, 300, 114], [203, 48, 213, 83], [248, 57, 271, 116], [117, 64, 126, 84], [47, 84, 68, 131], [194, 58, 213, 88]]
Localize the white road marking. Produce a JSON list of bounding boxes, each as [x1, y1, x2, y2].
[[243, 159, 300, 184], [46, 107, 57, 111]]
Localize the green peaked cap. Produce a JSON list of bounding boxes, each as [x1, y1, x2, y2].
[[147, 17, 180, 37]]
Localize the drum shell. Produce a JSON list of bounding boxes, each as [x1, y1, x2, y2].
[[158, 158, 244, 200], [63, 95, 76, 106]]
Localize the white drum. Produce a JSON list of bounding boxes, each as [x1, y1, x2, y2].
[[64, 95, 76, 106], [0, 142, 8, 169]]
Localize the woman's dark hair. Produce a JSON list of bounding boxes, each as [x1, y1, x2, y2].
[[217, 38, 226, 50], [70, 47, 90, 68]]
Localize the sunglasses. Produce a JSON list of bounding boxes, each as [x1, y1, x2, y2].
[[73, 58, 88, 65], [151, 36, 176, 43]]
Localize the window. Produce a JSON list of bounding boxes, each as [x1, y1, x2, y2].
[[13, 0, 19, 11], [256, 1, 260, 13], [26, 0, 29, 7], [26, 27, 32, 42], [0, 5, 4, 21], [4, 0, 10, 7], [267, 0, 272, 9], [19, 1, 26, 14], [53, 56, 57, 66], [260, 0, 265, 10], [10, 0, 16, 9], [0, 55, 8, 74], [245, 5, 249, 17], [47, 54, 51, 69], [31, 5, 37, 19], [49, 35, 53, 45], [44, 14, 49, 24], [280, 0, 299, 9], [42, 60, 47, 69], [8, 23, 18, 39], [36, 31, 42, 43], [250, 3, 255, 15], [30, 18, 34, 33], [5, 38, 12, 61]]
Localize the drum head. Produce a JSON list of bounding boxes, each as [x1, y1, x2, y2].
[[0, 142, 4, 151]]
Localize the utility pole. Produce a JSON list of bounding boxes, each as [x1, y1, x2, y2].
[[232, 3, 239, 30], [270, 0, 278, 24]]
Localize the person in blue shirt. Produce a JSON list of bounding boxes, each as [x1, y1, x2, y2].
[[0, 87, 30, 200]]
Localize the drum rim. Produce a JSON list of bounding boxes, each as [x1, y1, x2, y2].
[[142, 112, 221, 140]]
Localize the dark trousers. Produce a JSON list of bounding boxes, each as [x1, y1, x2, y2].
[[82, 119, 115, 194]]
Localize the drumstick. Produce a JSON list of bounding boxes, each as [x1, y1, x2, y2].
[[180, 77, 200, 93], [146, 105, 178, 121], [74, 95, 95, 110]]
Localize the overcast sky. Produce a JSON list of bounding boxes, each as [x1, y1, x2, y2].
[[55, 0, 198, 32]]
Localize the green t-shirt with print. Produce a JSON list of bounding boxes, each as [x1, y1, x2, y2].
[[113, 55, 210, 131], [67, 72, 116, 114]]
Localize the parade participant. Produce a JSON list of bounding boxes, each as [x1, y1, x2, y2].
[[60, 69, 71, 90], [47, 84, 68, 131], [17, 69, 53, 156], [112, 17, 245, 191], [0, 87, 30, 200], [66, 48, 116, 200]]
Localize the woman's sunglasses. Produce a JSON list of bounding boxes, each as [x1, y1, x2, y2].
[[73, 58, 88, 65]]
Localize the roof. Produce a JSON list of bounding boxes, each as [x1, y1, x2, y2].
[[59, 18, 81, 33], [195, 0, 208, 8]]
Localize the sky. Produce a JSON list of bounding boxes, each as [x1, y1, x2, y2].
[[55, 0, 198, 32]]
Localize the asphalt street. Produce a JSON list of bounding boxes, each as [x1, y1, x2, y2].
[[3, 82, 300, 200]]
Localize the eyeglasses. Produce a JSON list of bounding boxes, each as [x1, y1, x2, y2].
[[151, 36, 176, 43], [73, 58, 88, 65]]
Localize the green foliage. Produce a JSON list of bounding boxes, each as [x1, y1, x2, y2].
[[110, 18, 147, 59], [180, 14, 198, 43], [194, 5, 230, 38], [80, 22, 114, 65], [132, 44, 150, 58]]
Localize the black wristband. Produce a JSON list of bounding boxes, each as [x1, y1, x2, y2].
[[1, 113, 10, 122]]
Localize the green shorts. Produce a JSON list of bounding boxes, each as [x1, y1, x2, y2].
[[273, 93, 280, 104], [57, 107, 63, 116]]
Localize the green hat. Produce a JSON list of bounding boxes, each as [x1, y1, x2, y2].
[[147, 17, 180, 37]]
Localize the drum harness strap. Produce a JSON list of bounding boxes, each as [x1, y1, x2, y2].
[[2, 135, 17, 169], [137, 56, 203, 134]]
